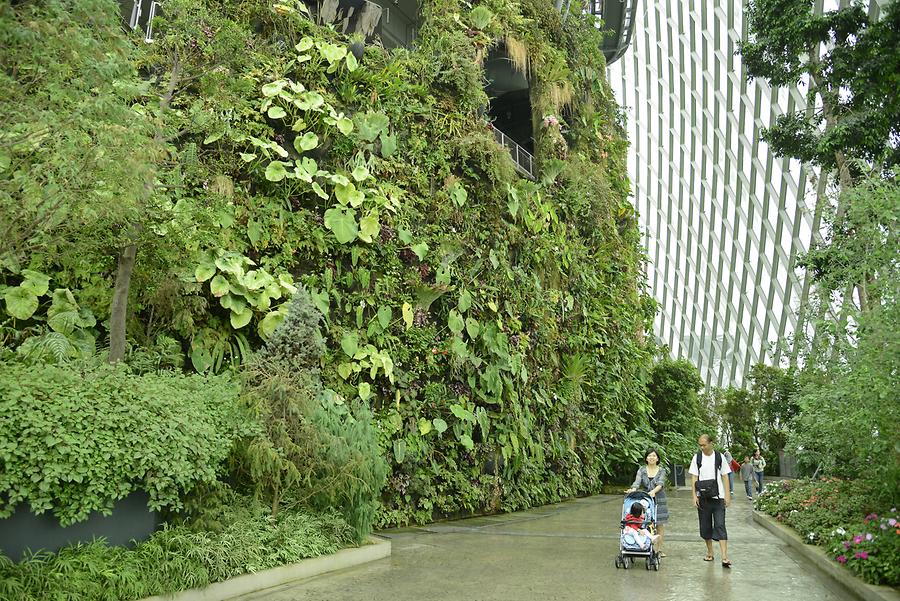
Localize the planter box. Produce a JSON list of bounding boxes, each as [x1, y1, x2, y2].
[[0, 492, 158, 562], [139, 536, 391, 601]]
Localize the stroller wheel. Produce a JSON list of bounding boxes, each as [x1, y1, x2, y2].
[[622, 558, 630, 569], [653, 561, 660, 571], [615, 557, 621, 569], [645, 558, 651, 570]]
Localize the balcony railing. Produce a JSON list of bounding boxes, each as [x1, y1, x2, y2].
[[489, 124, 534, 180]]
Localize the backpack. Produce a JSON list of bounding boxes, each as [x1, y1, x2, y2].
[[694, 451, 722, 500]]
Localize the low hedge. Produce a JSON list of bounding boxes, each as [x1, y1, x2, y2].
[[0, 362, 256, 525]]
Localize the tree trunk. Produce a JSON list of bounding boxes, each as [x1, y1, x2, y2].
[[106, 56, 181, 365], [108, 243, 137, 363]]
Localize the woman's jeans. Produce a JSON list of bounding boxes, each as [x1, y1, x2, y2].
[[744, 479, 754, 498], [754, 471, 764, 494]]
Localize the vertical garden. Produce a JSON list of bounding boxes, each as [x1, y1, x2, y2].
[[0, 0, 654, 596]]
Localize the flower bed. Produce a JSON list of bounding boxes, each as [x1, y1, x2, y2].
[[756, 478, 900, 586]]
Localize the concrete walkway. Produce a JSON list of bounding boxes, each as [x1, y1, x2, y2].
[[240, 490, 853, 601]]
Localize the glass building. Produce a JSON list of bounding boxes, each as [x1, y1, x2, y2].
[[607, 0, 891, 387]]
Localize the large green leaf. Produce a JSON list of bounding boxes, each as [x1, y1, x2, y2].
[[449, 181, 467, 207], [267, 105, 287, 119], [358, 381, 372, 401], [230, 308, 253, 329], [448, 309, 464, 334], [335, 182, 365, 207], [4, 287, 39, 320], [377, 305, 392, 329], [393, 439, 406, 463], [354, 111, 390, 142], [402, 302, 414, 329], [458, 289, 472, 313], [358, 212, 380, 243], [215, 252, 246, 275], [411, 242, 429, 260], [258, 309, 286, 340], [379, 132, 397, 157], [323, 207, 358, 244], [465, 317, 481, 339], [265, 160, 288, 182], [295, 132, 319, 152], [195, 262, 216, 282], [262, 80, 287, 97], [210, 274, 230, 297], [20, 270, 50, 297], [432, 418, 448, 434], [341, 332, 359, 357], [417, 418, 433, 436]]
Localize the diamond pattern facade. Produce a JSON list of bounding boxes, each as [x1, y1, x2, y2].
[[607, 0, 890, 387]]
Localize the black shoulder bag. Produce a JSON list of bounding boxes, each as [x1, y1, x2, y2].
[[694, 451, 721, 500]]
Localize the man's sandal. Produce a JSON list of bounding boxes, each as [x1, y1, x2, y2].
[[722, 559, 732, 568], [703, 555, 714, 561]]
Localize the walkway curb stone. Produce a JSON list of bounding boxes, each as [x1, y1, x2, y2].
[[138, 536, 391, 601], [752, 511, 900, 601]]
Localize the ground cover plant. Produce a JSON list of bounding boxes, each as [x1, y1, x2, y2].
[[757, 479, 900, 586], [0, 498, 355, 601]]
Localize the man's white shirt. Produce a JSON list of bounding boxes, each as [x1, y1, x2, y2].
[[688, 452, 732, 499]]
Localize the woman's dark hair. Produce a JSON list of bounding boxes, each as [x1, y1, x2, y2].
[[630, 503, 644, 518], [644, 448, 660, 463]]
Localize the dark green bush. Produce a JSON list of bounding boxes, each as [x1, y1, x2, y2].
[[237, 291, 387, 542], [0, 362, 255, 525]]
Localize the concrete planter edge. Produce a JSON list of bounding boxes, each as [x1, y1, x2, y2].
[[752, 510, 900, 601], [139, 535, 391, 601]]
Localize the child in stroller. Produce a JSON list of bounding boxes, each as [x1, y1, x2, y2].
[[615, 491, 661, 571]]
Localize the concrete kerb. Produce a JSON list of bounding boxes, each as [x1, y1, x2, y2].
[[138, 535, 391, 601], [752, 511, 900, 601]]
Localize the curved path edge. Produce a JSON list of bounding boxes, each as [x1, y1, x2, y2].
[[138, 536, 391, 601], [752, 511, 899, 601]]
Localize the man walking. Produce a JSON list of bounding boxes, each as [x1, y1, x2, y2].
[[689, 433, 732, 568]]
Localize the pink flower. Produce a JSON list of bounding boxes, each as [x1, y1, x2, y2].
[[889, 518, 897, 526], [843, 541, 851, 549], [853, 535, 863, 544], [837, 555, 847, 564], [858, 551, 869, 560]]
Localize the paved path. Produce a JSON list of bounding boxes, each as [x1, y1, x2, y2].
[[241, 490, 852, 601]]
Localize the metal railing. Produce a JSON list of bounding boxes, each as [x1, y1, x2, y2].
[[488, 124, 535, 179]]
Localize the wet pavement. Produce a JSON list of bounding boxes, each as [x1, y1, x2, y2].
[[240, 489, 852, 601]]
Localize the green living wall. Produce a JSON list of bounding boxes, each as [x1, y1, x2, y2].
[[1, 0, 654, 527]]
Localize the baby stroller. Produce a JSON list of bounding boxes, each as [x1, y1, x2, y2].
[[614, 491, 661, 571]]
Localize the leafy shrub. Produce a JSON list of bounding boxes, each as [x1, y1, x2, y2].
[[757, 478, 900, 586], [825, 509, 900, 587], [0, 499, 355, 601], [756, 478, 877, 543], [0, 362, 254, 525]]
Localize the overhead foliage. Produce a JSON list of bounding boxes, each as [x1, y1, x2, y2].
[[740, 0, 900, 174]]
